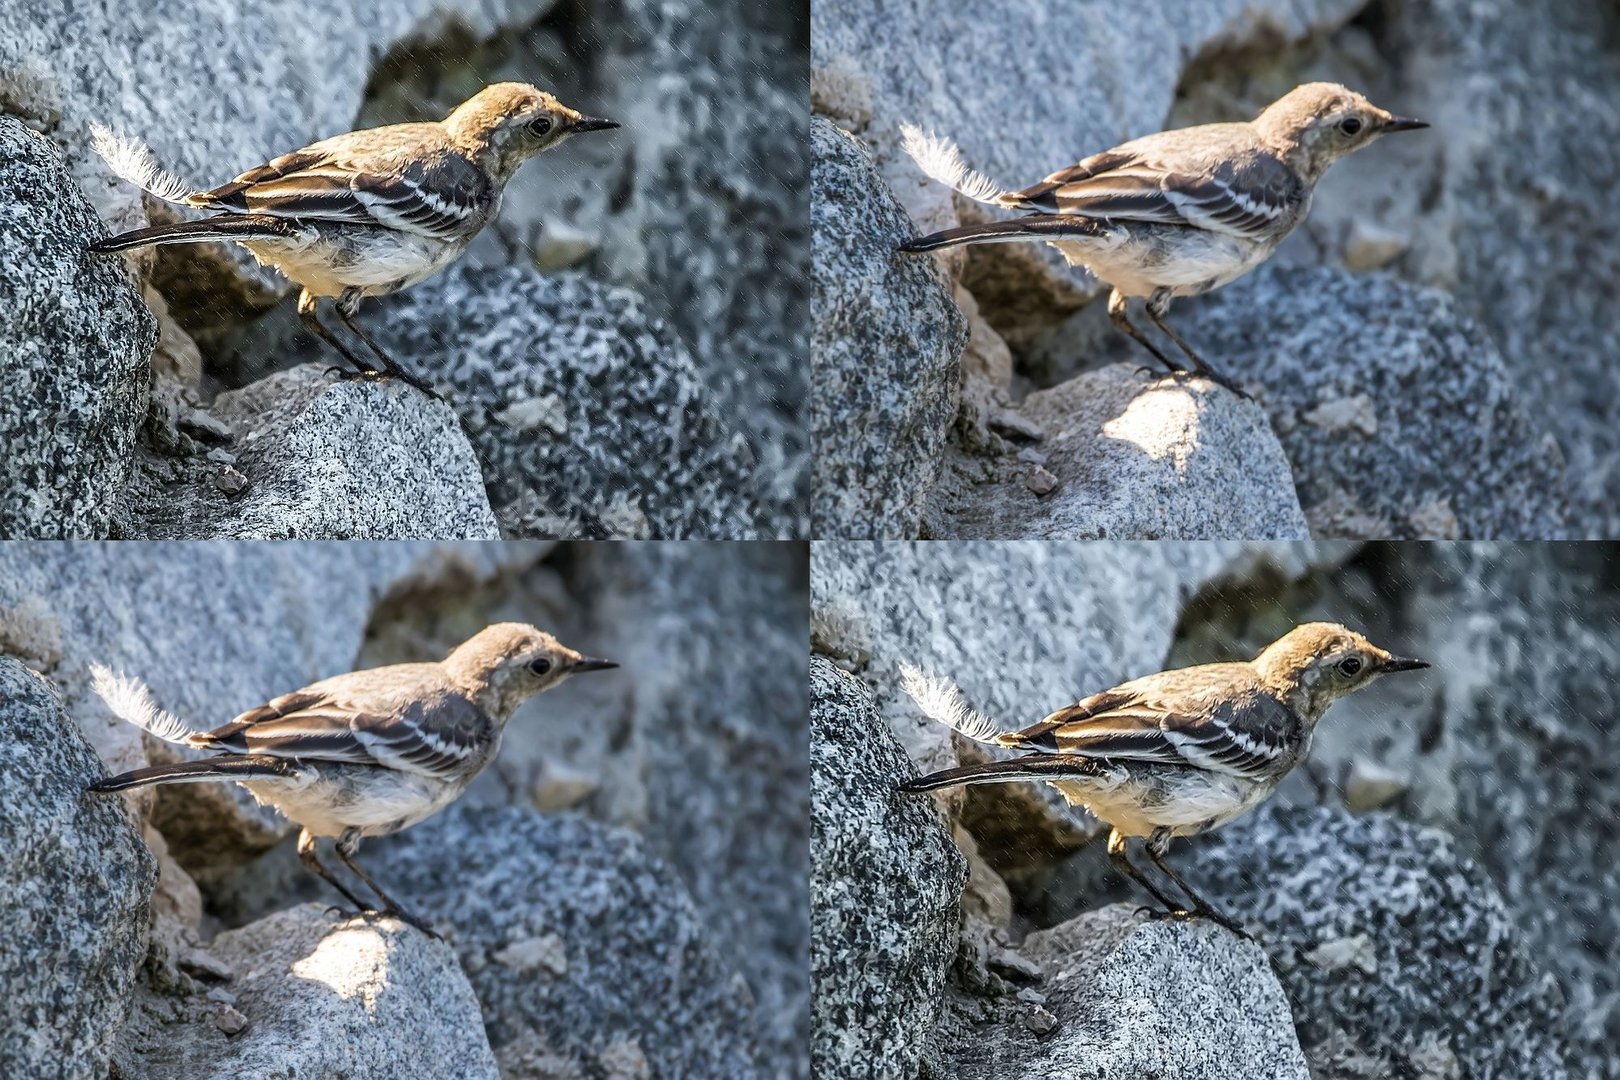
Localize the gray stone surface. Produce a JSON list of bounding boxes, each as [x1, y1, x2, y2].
[[1178, 266, 1567, 538], [366, 804, 761, 1078], [369, 266, 765, 539], [929, 363, 1309, 539], [115, 905, 498, 1080], [9, 0, 552, 310], [0, 658, 156, 1078], [1192, 806, 1572, 1079], [0, 117, 155, 538], [812, 0, 1364, 334], [812, 117, 964, 538], [0, 542, 543, 880], [127, 366, 499, 540], [810, 657, 966, 1080], [926, 905, 1309, 1079], [1381, 0, 1620, 536]]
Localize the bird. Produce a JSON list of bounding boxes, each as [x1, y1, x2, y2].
[[86, 623, 618, 936], [87, 83, 620, 395], [896, 622, 1428, 935], [898, 83, 1428, 396]]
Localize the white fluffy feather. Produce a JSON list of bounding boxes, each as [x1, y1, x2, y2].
[[88, 123, 204, 206], [898, 663, 1008, 745], [89, 664, 200, 746], [899, 123, 1012, 206]]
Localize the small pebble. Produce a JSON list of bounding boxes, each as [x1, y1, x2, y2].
[[989, 408, 1044, 441], [1025, 466, 1059, 496], [214, 1005, 248, 1036], [1015, 446, 1048, 466], [205, 446, 237, 466], [205, 986, 238, 1006], [212, 466, 249, 497], [1022, 1005, 1059, 1037]]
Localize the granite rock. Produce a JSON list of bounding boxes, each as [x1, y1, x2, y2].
[[0, 117, 155, 538]]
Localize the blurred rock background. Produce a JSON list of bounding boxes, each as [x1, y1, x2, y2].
[[811, 0, 1608, 540], [0, 540, 808, 1079], [810, 540, 1618, 1078], [0, 0, 807, 539]]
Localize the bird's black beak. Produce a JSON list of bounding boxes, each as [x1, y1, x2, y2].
[[1382, 116, 1429, 133], [572, 656, 619, 673], [1381, 656, 1430, 673], [572, 116, 620, 134]]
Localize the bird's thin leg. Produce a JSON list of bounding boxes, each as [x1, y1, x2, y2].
[[1144, 289, 1250, 400], [1108, 288, 1184, 377], [296, 829, 370, 915], [1106, 829, 1187, 917], [334, 289, 439, 398], [298, 290, 382, 381], [1143, 832, 1251, 939], [334, 829, 440, 939]]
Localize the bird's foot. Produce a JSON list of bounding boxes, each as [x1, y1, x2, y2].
[[1136, 905, 1199, 923], [324, 904, 362, 920], [326, 366, 387, 383]]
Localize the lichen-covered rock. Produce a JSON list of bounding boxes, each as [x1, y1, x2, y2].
[[811, 0, 1365, 336], [0, 658, 156, 1077], [369, 266, 764, 539], [114, 905, 497, 1080], [928, 364, 1309, 539], [810, 657, 966, 1079], [123, 366, 499, 540], [1178, 265, 1567, 538], [926, 905, 1309, 1079], [0, 118, 155, 538], [1192, 806, 1572, 1079], [366, 804, 761, 1078], [812, 118, 964, 538], [0, 542, 543, 880]]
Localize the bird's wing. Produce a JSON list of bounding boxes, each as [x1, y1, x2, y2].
[[200, 132, 491, 240], [1006, 145, 1300, 241], [1004, 675, 1296, 780], [197, 678, 494, 780]]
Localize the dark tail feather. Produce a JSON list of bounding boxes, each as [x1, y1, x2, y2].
[[89, 754, 303, 793], [898, 753, 1099, 793], [899, 214, 1102, 253], [89, 214, 295, 254]]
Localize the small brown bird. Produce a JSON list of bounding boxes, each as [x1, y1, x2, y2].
[[87, 623, 618, 936], [898, 622, 1428, 935], [899, 84, 1427, 394], [88, 84, 619, 394]]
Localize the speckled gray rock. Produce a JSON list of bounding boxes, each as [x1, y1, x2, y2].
[[127, 366, 499, 540], [369, 266, 763, 539], [926, 905, 1309, 1079], [366, 804, 761, 1078], [0, 658, 156, 1078], [810, 657, 966, 1080], [812, 0, 1364, 333], [0, 542, 543, 880], [1178, 265, 1567, 538], [0, 118, 155, 538], [9, 0, 552, 310], [811, 541, 1347, 865], [116, 905, 497, 1080], [929, 364, 1308, 539], [1381, 0, 1620, 536], [812, 118, 964, 538], [1192, 806, 1571, 1079]]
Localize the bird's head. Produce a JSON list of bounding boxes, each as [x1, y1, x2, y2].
[[1254, 82, 1427, 181], [1253, 621, 1428, 717], [443, 622, 618, 719], [445, 83, 619, 180]]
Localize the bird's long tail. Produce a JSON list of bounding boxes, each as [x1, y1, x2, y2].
[[898, 754, 1101, 793], [89, 755, 305, 793], [899, 215, 1105, 253], [88, 215, 295, 254]]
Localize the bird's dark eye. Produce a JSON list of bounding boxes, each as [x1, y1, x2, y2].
[[527, 657, 553, 676], [529, 117, 554, 137], [1337, 656, 1364, 677], [1338, 117, 1363, 136]]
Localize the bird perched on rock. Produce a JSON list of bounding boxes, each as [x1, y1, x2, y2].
[[87, 623, 617, 936], [88, 83, 619, 395], [899, 84, 1427, 396], [897, 622, 1428, 935]]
